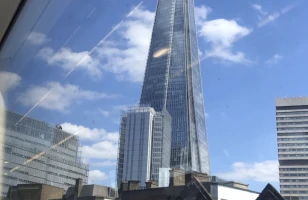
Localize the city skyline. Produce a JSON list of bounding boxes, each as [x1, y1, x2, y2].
[[1, 0, 308, 193]]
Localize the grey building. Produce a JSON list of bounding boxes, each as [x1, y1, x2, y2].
[[1, 111, 88, 196], [139, 0, 209, 173], [6, 179, 117, 200], [276, 97, 308, 200], [151, 111, 172, 181], [119, 170, 260, 200], [61, 179, 116, 200], [6, 183, 65, 200], [116, 106, 171, 187]]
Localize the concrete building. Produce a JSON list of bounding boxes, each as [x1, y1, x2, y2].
[[61, 179, 116, 200], [1, 111, 88, 196], [6, 179, 117, 200], [6, 183, 64, 200], [276, 97, 308, 200], [3, 178, 284, 200], [118, 170, 260, 200], [117, 106, 171, 187]]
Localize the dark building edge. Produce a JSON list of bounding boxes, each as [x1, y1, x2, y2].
[[0, 0, 27, 51]]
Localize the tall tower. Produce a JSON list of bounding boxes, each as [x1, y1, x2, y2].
[[140, 0, 209, 173], [276, 97, 308, 200]]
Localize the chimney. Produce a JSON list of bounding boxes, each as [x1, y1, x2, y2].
[[128, 180, 140, 191], [120, 182, 128, 192], [145, 180, 158, 189], [74, 178, 83, 200], [118, 182, 128, 199], [169, 168, 185, 186]]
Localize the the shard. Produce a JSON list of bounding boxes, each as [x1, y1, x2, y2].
[[140, 0, 210, 173]]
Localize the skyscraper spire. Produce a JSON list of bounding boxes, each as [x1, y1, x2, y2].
[[140, 0, 209, 173]]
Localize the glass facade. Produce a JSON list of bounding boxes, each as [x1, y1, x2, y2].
[[151, 110, 172, 181], [1, 111, 88, 196], [116, 106, 171, 187], [276, 97, 308, 200], [140, 0, 209, 173], [116, 113, 127, 188], [122, 107, 155, 187]]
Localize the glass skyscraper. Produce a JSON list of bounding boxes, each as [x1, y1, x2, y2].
[[140, 0, 209, 173], [0, 111, 88, 196]]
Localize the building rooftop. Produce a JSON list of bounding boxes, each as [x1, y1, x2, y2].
[[65, 184, 116, 199], [276, 97, 308, 106]]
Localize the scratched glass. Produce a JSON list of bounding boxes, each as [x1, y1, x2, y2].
[[1, 0, 306, 200]]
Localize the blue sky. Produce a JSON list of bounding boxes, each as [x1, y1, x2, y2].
[[0, 0, 308, 192]]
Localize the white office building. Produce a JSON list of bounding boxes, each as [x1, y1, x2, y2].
[[117, 106, 171, 187], [276, 97, 308, 200]]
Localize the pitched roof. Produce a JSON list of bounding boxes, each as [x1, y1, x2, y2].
[[256, 183, 284, 200]]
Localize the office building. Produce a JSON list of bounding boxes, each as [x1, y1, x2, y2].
[[276, 97, 308, 200], [116, 106, 171, 187], [1, 111, 88, 196], [139, 0, 209, 173]]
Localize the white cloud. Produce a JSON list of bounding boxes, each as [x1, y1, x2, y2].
[[99, 109, 109, 117], [0, 71, 21, 92], [265, 54, 282, 65], [61, 122, 118, 142], [27, 32, 50, 45], [18, 82, 115, 112], [252, 4, 262, 11], [34, 7, 156, 83], [199, 19, 251, 50], [258, 12, 280, 27], [81, 141, 118, 159], [37, 47, 101, 79], [96, 7, 155, 82], [205, 112, 209, 119], [198, 49, 204, 58], [195, 5, 212, 26], [91, 160, 117, 167], [257, 4, 295, 27], [62, 123, 118, 172], [217, 160, 279, 182], [281, 4, 296, 14], [252, 4, 267, 17], [88, 170, 109, 183], [206, 46, 249, 64], [196, 6, 252, 64], [64, 123, 119, 160]]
